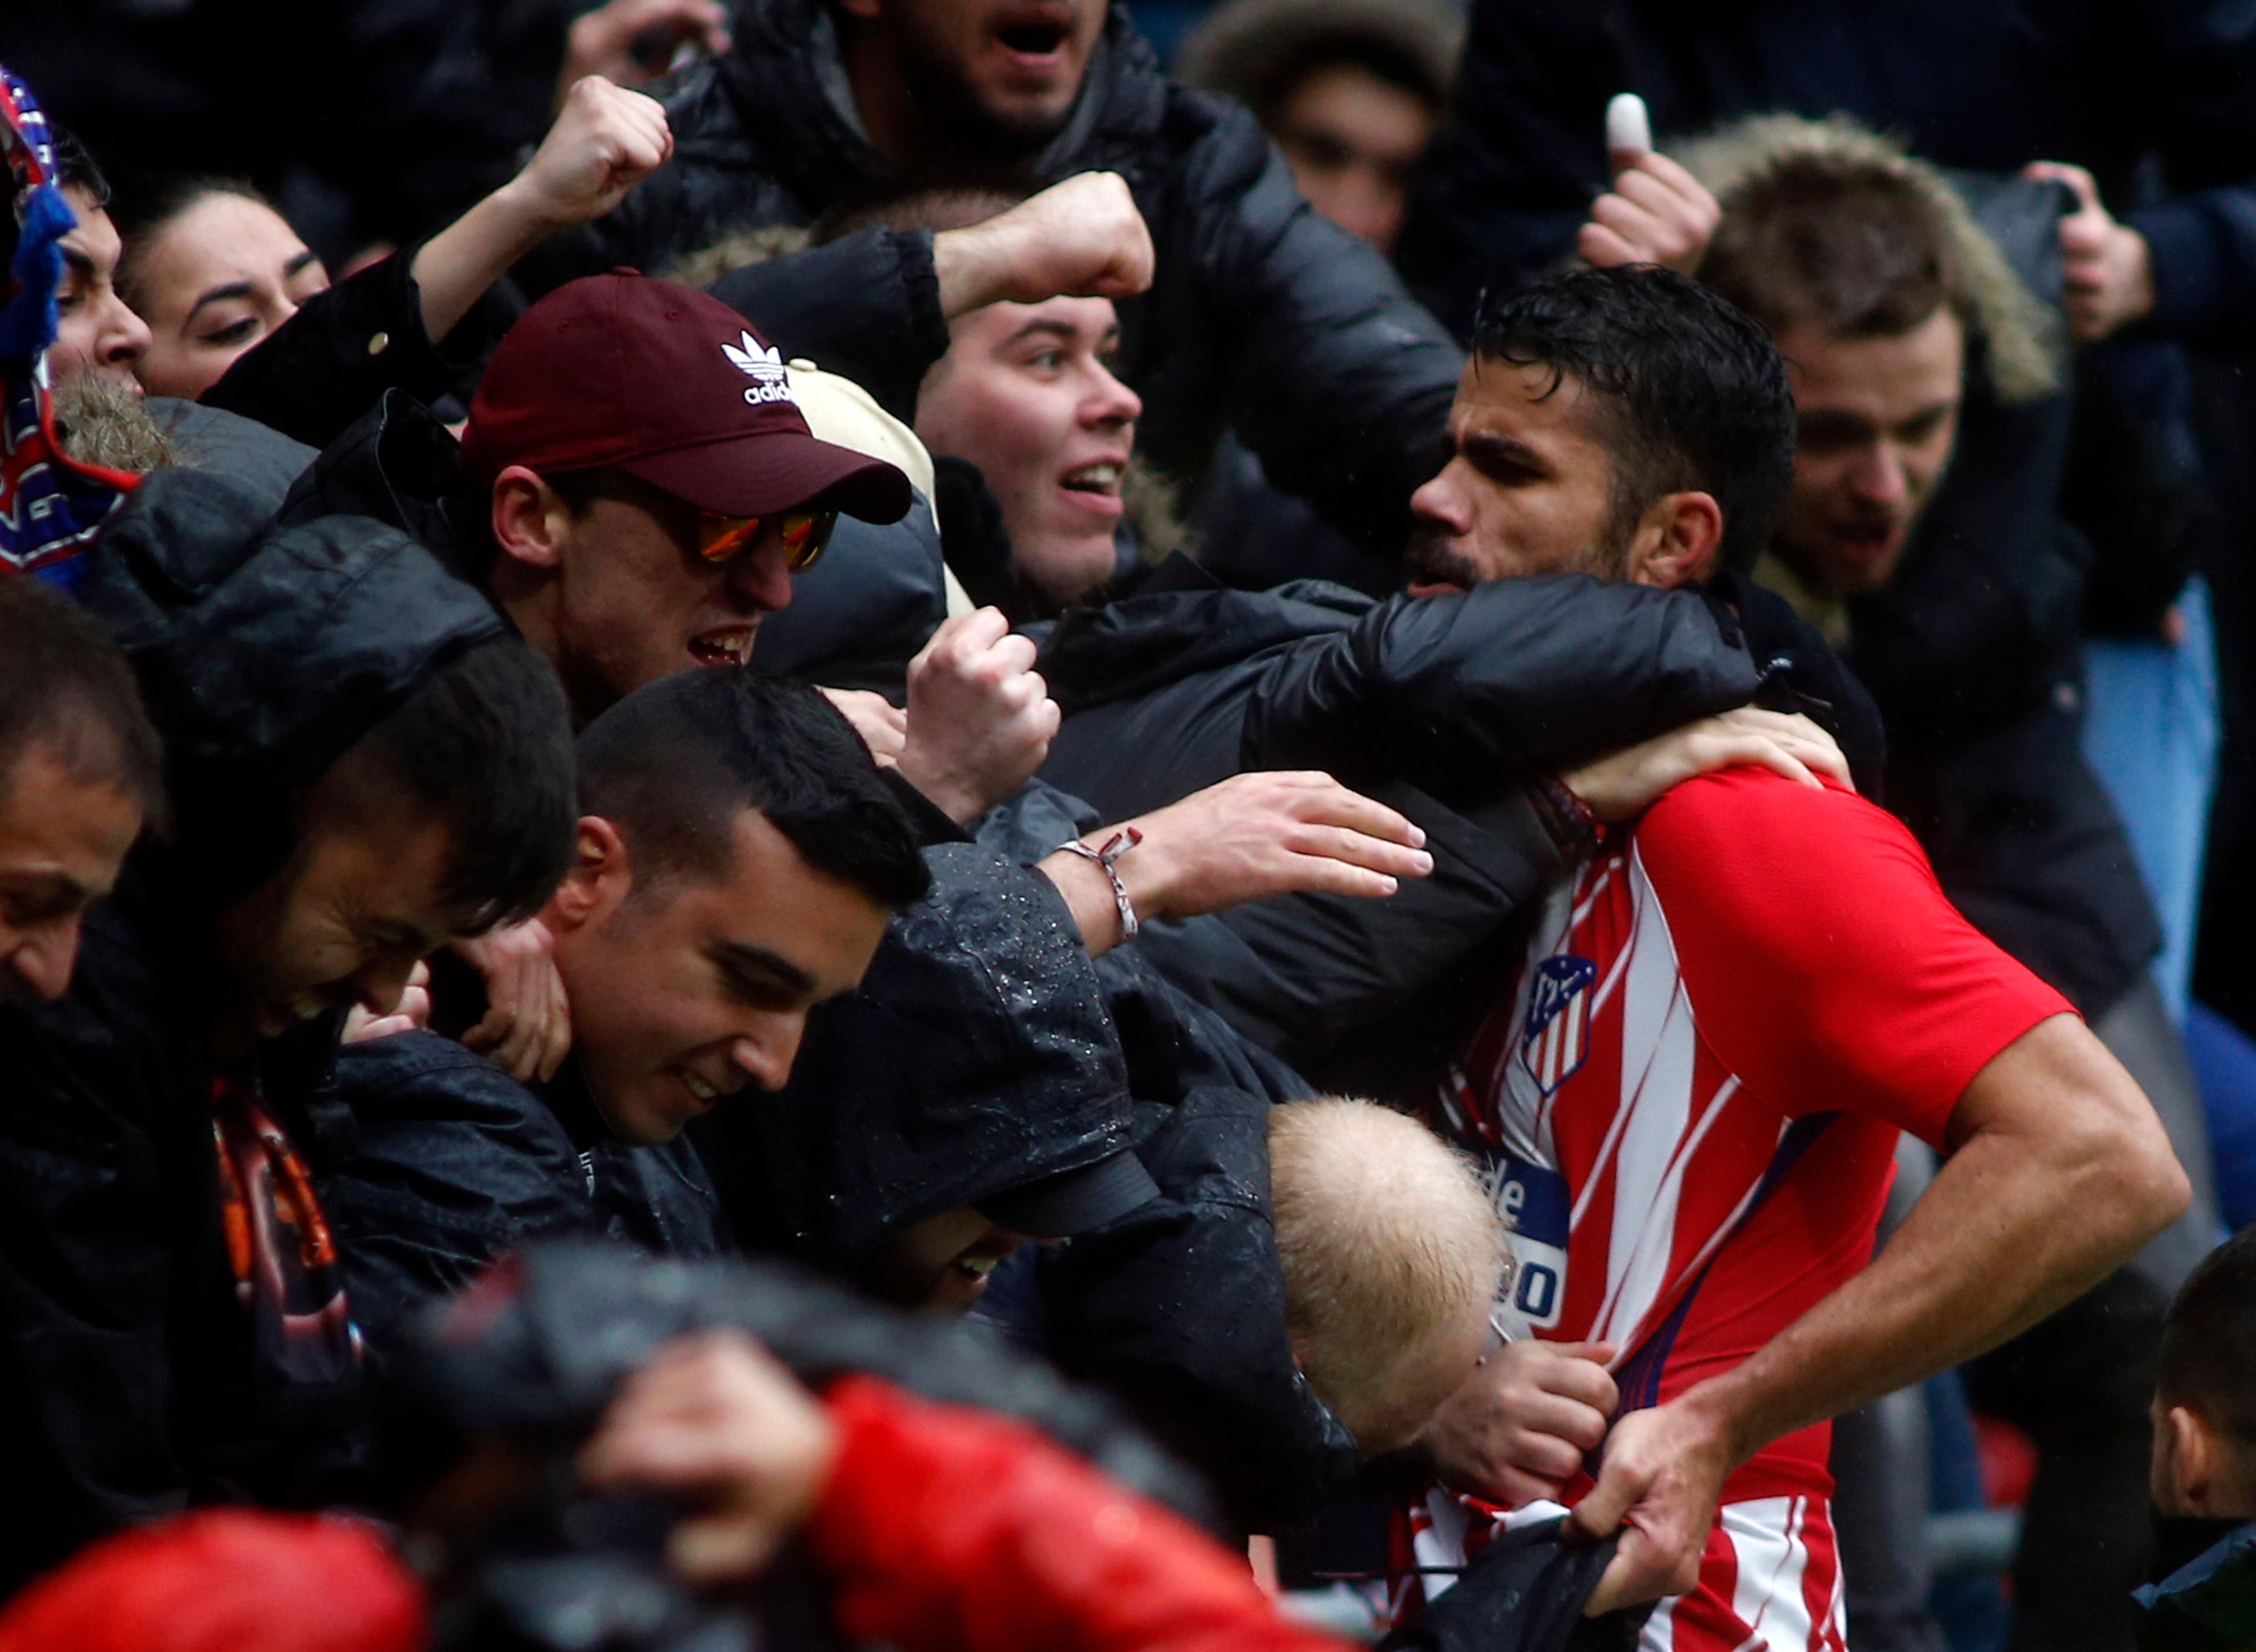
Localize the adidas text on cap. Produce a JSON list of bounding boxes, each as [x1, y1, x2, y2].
[[459, 271, 912, 525]]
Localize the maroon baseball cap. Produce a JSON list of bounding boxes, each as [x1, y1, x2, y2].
[[459, 271, 912, 523]]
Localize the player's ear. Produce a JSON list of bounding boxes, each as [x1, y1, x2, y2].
[[1627, 491, 1723, 589]]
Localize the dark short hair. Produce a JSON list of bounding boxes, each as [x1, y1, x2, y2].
[[1472, 265, 1797, 574], [48, 127, 109, 207], [0, 576, 164, 824], [1700, 153, 1955, 345], [575, 670, 930, 909], [354, 635, 578, 933], [441, 465, 657, 590], [2159, 1225, 2256, 1445]]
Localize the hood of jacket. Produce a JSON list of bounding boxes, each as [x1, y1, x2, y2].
[[1676, 112, 2065, 406], [78, 462, 505, 905], [695, 842, 1140, 1268], [277, 390, 469, 579], [1035, 1084, 1364, 1534]]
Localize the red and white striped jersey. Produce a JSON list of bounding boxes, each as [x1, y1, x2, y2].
[[1401, 769, 2070, 1646]]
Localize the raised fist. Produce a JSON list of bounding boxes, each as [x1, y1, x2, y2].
[[934, 172, 1155, 316], [509, 75, 675, 230], [897, 609, 1060, 823]]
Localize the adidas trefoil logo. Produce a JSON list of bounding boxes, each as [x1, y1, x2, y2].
[[722, 331, 795, 407]]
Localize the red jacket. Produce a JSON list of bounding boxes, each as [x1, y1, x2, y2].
[[813, 1376, 1354, 1652]]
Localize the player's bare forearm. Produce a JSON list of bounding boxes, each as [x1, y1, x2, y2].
[[1671, 1013, 2188, 1465]]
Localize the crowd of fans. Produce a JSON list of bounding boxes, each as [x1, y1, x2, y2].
[[1, 1, 2254, 1648]]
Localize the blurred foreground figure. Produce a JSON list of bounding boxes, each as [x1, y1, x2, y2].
[[0, 1510, 425, 1652], [398, 1241, 1374, 1652]]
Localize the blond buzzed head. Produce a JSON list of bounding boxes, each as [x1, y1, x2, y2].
[[1269, 1098, 1506, 1454]]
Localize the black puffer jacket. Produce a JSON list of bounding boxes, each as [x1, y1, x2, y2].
[[0, 468, 509, 1596], [1040, 559, 1771, 806], [527, 0, 1464, 559], [1033, 562, 1787, 1082]]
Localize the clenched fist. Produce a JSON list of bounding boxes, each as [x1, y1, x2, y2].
[[1421, 1338, 1619, 1509], [508, 75, 675, 231], [934, 172, 1155, 316], [897, 609, 1060, 823]]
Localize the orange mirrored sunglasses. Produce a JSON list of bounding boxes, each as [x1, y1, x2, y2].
[[696, 508, 838, 572]]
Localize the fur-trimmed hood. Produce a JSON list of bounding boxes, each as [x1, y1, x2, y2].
[[1678, 113, 2064, 405]]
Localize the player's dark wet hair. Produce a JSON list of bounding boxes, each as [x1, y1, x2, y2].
[[1472, 265, 1797, 574]]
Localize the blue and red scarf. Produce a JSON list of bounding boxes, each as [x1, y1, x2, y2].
[[0, 65, 137, 592]]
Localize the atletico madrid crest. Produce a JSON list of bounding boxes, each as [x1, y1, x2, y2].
[[1519, 953, 1597, 1096]]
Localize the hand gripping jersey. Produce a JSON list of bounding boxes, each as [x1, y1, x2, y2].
[[1397, 770, 2070, 1651]]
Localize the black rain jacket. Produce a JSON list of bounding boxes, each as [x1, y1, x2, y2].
[[1023, 1080, 1363, 1538], [523, 0, 1465, 559], [0, 466, 508, 1595], [695, 841, 1142, 1270], [318, 1033, 730, 1375]]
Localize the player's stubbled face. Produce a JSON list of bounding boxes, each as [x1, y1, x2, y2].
[[1405, 357, 1633, 593]]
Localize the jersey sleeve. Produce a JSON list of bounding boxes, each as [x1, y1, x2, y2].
[[1631, 770, 2074, 1146]]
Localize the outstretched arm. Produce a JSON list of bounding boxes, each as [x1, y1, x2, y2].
[[1036, 771, 1434, 959], [1240, 576, 1762, 802], [411, 75, 672, 343], [1574, 1012, 2188, 1611]]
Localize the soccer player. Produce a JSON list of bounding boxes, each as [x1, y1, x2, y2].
[[1395, 266, 2190, 1648]]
